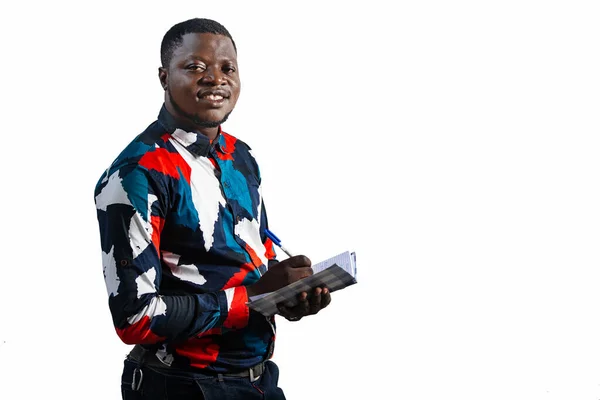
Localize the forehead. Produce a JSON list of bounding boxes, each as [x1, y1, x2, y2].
[[172, 32, 237, 63]]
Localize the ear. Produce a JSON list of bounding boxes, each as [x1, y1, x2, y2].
[[158, 67, 168, 90]]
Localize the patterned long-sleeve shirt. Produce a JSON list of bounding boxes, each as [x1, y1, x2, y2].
[[94, 105, 278, 372]]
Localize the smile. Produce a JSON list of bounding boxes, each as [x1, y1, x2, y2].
[[197, 89, 230, 105], [201, 94, 224, 101]]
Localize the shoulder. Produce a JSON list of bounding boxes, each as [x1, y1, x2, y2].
[[220, 130, 250, 151], [114, 121, 171, 168], [221, 130, 261, 162], [219, 130, 266, 184], [95, 120, 174, 194]]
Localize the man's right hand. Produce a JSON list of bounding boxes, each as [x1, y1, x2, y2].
[[246, 255, 313, 297]]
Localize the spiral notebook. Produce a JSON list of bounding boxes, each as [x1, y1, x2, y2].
[[247, 250, 357, 317]]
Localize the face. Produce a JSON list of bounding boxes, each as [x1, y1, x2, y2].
[[159, 33, 240, 133]]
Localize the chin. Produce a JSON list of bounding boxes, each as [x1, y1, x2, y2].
[[204, 110, 232, 121], [197, 110, 229, 120], [190, 111, 232, 129]]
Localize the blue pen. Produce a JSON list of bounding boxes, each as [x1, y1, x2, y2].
[[265, 229, 295, 258]]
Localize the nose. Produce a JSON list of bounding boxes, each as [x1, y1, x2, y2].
[[199, 66, 225, 85]]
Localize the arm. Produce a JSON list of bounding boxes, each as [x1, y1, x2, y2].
[[95, 165, 248, 345], [256, 196, 332, 320], [259, 200, 279, 269]]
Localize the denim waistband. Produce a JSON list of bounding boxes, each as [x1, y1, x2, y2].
[[128, 344, 265, 381]]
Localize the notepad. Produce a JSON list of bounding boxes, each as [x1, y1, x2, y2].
[[247, 251, 357, 317]]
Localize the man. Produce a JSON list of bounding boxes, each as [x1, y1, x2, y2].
[[94, 18, 330, 399]]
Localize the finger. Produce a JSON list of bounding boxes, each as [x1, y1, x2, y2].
[[282, 255, 312, 268], [308, 287, 322, 315], [277, 294, 305, 312], [289, 267, 313, 281], [291, 295, 309, 316], [277, 302, 293, 316], [283, 292, 306, 307], [321, 287, 331, 309], [277, 303, 292, 317], [277, 303, 303, 321]]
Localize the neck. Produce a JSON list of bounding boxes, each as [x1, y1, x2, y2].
[[164, 100, 220, 140], [188, 123, 219, 140], [194, 125, 219, 141]]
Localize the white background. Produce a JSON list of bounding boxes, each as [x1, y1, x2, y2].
[[1, 1, 599, 399]]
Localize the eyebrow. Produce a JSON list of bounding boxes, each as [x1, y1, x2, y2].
[[185, 55, 237, 63]]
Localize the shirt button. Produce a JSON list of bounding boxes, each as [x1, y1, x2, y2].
[[223, 181, 230, 188], [236, 215, 242, 222]]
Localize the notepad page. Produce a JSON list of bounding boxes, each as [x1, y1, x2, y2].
[[248, 250, 356, 303], [312, 251, 356, 276]]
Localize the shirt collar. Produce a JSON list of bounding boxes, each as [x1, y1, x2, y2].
[[157, 104, 231, 157], [213, 130, 234, 155]]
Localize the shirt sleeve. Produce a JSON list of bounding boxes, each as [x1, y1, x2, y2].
[[94, 163, 249, 345], [251, 148, 278, 267], [260, 200, 279, 267]]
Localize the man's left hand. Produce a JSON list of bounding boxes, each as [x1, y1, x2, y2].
[[277, 286, 331, 321]]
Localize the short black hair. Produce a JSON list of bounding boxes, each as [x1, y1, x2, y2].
[[160, 18, 237, 67]]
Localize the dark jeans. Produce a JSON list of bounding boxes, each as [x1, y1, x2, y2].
[[121, 358, 286, 400]]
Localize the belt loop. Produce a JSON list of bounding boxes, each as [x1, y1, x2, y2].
[[132, 368, 144, 391], [217, 373, 224, 382], [130, 345, 151, 392]]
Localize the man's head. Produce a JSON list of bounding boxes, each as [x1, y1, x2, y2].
[[159, 18, 240, 137]]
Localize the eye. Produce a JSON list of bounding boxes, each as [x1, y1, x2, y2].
[[186, 64, 206, 72], [222, 65, 237, 74]]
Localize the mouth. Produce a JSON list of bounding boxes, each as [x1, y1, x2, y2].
[[197, 90, 229, 106]]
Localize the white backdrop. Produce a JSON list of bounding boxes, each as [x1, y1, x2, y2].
[[1, 1, 599, 399]]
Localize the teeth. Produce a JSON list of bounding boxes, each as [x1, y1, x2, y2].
[[203, 94, 224, 101]]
